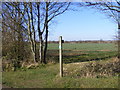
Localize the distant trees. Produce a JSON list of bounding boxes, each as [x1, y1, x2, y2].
[[2, 1, 70, 67]]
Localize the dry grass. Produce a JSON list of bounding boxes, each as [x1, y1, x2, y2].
[[63, 57, 120, 78]]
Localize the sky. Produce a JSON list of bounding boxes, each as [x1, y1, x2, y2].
[[48, 6, 118, 41]]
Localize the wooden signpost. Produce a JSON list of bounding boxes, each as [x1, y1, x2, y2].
[[59, 36, 63, 77]]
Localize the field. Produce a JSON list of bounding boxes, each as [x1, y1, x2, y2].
[[47, 43, 117, 63], [48, 43, 116, 51], [2, 42, 119, 88]]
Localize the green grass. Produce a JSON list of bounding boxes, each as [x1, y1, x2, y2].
[[63, 51, 117, 63], [2, 63, 118, 88], [2, 43, 118, 88], [53, 76, 118, 88], [2, 64, 59, 88], [46, 43, 117, 63], [48, 43, 117, 51]]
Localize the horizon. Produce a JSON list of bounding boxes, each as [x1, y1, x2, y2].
[[47, 39, 117, 42]]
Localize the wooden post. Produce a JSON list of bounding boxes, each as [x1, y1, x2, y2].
[[59, 36, 63, 77], [118, 12, 120, 59]]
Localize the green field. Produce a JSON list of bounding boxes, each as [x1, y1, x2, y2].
[[2, 43, 119, 88], [47, 43, 117, 63], [48, 43, 117, 51]]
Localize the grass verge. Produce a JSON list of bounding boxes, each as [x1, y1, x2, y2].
[[2, 58, 119, 88]]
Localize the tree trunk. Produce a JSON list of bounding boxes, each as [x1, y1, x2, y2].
[[16, 3, 24, 67], [37, 2, 44, 63], [40, 36, 43, 63], [43, 2, 49, 64], [43, 28, 48, 64], [27, 7, 36, 63], [118, 23, 120, 59], [28, 22, 36, 63]]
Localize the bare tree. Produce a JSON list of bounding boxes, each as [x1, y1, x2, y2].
[[42, 2, 71, 64], [36, 2, 43, 63], [78, 1, 120, 22], [2, 2, 71, 65], [23, 2, 71, 64], [2, 2, 28, 69], [2, 2, 24, 59], [78, 1, 120, 58]]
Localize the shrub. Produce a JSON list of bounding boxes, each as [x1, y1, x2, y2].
[[79, 59, 120, 78]]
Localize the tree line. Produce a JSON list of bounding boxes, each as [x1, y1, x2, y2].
[[2, 2, 70, 67]]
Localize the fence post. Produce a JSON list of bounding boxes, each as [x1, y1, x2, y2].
[[118, 12, 120, 59], [59, 36, 63, 77]]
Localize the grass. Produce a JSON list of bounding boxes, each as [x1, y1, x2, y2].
[[63, 51, 117, 63], [2, 61, 118, 88], [2, 43, 119, 88], [2, 64, 59, 88], [47, 43, 117, 63], [48, 43, 117, 51], [53, 76, 118, 88], [35, 43, 117, 64]]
